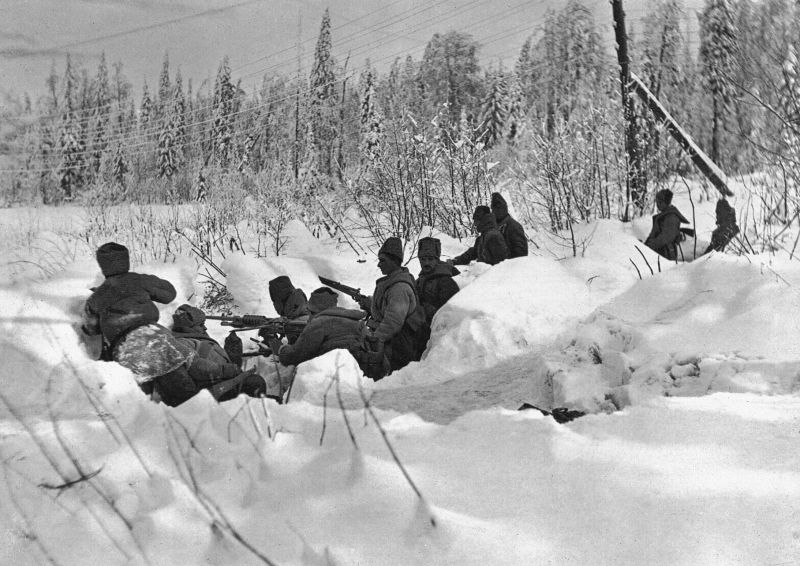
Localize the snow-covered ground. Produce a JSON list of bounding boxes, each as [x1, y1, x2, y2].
[[1, 190, 799, 565]]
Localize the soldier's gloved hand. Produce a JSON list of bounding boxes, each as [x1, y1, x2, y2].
[[357, 296, 371, 312]]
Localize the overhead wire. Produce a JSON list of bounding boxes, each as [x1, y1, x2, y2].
[[3, 0, 553, 151], [0, 0, 712, 174]]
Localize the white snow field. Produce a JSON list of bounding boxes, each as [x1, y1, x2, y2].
[[1, 191, 799, 565]]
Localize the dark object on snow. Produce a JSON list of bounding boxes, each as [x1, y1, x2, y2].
[[518, 403, 586, 424], [703, 199, 740, 255], [644, 189, 691, 261], [491, 192, 529, 259]]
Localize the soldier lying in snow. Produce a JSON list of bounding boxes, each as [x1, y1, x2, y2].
[[171, 305, 268, 402]]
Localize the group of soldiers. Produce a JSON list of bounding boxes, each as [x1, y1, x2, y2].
[[82, 190, 738, 407], [81, 192, 529, 406], [644, 188, 739, 260]]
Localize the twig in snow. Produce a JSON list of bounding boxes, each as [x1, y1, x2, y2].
[[319, 378, 336, 446], [334, 362, 359, 451], [38, 465, 104, 491], [165, 415, 280, 565], [1, 465, 65, 566], [634, 245, 654, 275], [357, 379, 436, 527], [628, 258, 643, 280]]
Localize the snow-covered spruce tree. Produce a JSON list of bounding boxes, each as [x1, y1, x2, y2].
[[308, 9, 338, 179], [56, 54, 84, 200], [533, 1, 604, 139], [505, 72, 525, 144], [157, 52, 171, 121], [211, 57, 235, 169], [699, 0, 737, 166], [477, 72, 508, 148], [89, 53, 111, 180], [637, 0, 688, 180], [194, 169, 208, 202], [173, 69, 187, 157], [157, 114, 179, 179], [139, 80, 153, 133], [359, 63, 383, 161], [111, 144, 129, 191], [418, 31, 482, 127]]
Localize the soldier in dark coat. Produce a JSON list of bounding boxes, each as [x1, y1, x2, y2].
[[416, 237, 460, 325], [450, 206, 509, 266], [81, 242, 197, 407], [703, 199, 740, 255], [491, 192, 528, 258], [268, 276, 309, 320], [359, 237, 428, 377], [269, 288, 364, 367], [644, 189, 690, 261], [171, 305, 267, 401]]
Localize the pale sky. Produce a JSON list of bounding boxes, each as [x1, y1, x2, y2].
[[1, 0, 702, 105]]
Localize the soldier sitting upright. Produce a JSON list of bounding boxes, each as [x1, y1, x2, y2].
[[358, 237, 428, 378], [703, 198, 739, 255], [644, 188, 690, 261], [416, 236, 459, 325], [491, 192, 528, 259], [449, 206, 509, 266]]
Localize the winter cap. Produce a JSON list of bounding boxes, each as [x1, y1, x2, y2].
[[172, 304, 206, 330], [418, 237, 441, 259], [308, 287, 338, 314], [656, 188, 673, 205], [96, 242, 130, 277], [378, 237, 403, 265], [473, 205, 492, 222], [490, 192, 508, 211], [268, 275, 295, 303]]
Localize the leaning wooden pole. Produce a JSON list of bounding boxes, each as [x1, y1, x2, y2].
[[630, 72, 734, 197], [612, 0, 645, 220]]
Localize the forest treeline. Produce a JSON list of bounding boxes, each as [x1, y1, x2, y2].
[[1, 0, 799, 241]]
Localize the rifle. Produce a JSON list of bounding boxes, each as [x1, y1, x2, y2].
[[206, 314, 306, 342], [318, 276, 370, 307]]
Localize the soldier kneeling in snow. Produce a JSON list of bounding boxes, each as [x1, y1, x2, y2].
[[171, 304, 269, 402], [82, 242, 199, 406], [644, 188, 691, 261], [416, 237, 459, 326]]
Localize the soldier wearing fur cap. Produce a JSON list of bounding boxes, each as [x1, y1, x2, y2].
[[491, 192, 528, 258], [82, 242, 198, 407], [358, 237, 428, 377], [644, 189, 690, 261], [449, 206, 509, 266], [416, 237, 460, 325]]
